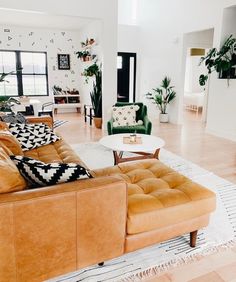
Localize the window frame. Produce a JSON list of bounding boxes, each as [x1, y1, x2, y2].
[[0, 49, 49, 97]]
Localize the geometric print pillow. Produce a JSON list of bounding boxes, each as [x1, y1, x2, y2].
[[10, 155, 92, 188], [112, 105, 141, 127], [8, 123, 60, 151]]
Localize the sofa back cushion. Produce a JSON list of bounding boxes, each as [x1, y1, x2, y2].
[[0, 148, 27, 193], [0, 130, 23, 155], [8, 123, 60, 151]]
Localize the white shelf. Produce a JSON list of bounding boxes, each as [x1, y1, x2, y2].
[[54, 94, 80, 97], [54, 103, 81, 108]]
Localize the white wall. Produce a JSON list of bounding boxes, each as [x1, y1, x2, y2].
[[0, 25, 81, 102], [125, 0, 236, 142], [206, 5, 236, 140], [77, 20, 102, 108], [0, 0, 118, 124]]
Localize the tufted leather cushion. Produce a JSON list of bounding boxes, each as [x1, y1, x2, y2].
[[0, 148, 27, 193], [92, 159, 216, 235], [23, 139, 88, 168]]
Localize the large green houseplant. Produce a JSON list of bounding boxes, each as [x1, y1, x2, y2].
[[83, 62, 102, 128], [199, 35, 236, 86], [146, 76, 176, 123]]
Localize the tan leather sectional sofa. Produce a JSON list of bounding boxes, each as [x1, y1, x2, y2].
[[0, 117, 216, 282]]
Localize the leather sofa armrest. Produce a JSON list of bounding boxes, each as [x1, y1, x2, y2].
[[26, 116, 53, 128], [0, 176, 127, 275], [0, 176, 126, 203], [143, 115, 152, 135], [107, 119, 113, 135]]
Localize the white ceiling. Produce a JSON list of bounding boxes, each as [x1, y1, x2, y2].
[[0, 8, 93, 31]]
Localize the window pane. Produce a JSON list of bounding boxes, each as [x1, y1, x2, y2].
[[33, 53, 46, 73], [34, 75, 47, 95], [21, 52, 46, 74], [22, 75, 47, 96], [21, 53, 34, 73], [0, 51, 16, 73], [0, 75, 18, 96]]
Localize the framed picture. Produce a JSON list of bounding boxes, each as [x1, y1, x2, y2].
[[57, 54, 70, 70]]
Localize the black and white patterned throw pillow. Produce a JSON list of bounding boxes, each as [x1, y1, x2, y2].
[[8, 123, 60, 151], [10, 155, 92, 188]]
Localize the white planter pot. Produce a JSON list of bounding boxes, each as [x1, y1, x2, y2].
[[159, 113, 169, 123]]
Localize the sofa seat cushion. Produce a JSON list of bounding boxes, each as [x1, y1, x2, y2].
[[92, 159, 216, 235], [112, 125, 146, 134], [23, 139, 88, 169]]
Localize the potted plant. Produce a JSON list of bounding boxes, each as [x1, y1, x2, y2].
[[76, 50, 91, 62], [146, 76, 176, 123], [82, 62, 102, 128], [90, 67, 102, 128], [199, 34, 236, 87]]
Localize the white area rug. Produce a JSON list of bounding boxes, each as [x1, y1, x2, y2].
[[48, 143, 236, 282]]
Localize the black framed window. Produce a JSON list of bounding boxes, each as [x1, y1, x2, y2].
[[0, 50, 49, 96]]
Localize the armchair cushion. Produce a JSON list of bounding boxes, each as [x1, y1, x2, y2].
[[112, 105, 141, 127]]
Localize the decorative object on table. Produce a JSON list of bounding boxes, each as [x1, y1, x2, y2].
[[57, 54, 70, 70], [199, 34, 236, 87], [146, 76, 176, 123], [107, 102, 152, 135], [123, 135, 142, 144]]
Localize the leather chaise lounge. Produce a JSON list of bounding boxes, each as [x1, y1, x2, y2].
[[0, 117, 216, 282]]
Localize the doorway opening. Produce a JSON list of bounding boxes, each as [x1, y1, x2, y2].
[[182, 29, 214, 124], [117, 52, 136, 102]]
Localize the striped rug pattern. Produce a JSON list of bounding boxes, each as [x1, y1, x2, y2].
[[47, 143, 236, 282], [53, 120, 68, 129]]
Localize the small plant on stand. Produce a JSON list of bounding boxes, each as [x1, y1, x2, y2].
[[146, 76, 176, 123]]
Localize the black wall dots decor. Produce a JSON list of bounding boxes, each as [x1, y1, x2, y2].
[[8, 36, 12, 41], [4, 29, 10, 32]]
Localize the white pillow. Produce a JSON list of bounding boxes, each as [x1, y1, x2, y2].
[[112, 105, 139, 127]]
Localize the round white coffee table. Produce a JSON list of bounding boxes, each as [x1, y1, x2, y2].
[[99, 133, 165, 165]]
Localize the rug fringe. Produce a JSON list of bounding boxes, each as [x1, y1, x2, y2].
[[119, 240, 236, 282]]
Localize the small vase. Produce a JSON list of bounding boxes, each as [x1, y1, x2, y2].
[[93, 117, 102, 128], [159, 113, 169, 123]]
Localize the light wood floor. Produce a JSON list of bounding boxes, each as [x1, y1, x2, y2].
[[55, 110, 236, 282]]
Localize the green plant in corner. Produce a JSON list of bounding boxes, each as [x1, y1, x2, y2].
[[146, 76, 176, 113], [199, 34, 236, 86], [90, 66, 102, 118]]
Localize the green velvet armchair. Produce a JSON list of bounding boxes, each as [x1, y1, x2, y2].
[[107, 102, 152, 135]]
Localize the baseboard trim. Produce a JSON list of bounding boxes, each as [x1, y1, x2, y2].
[[205, 127, 236, 142]]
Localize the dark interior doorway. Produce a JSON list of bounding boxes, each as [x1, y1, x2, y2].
[[117, 52, 136, 102]]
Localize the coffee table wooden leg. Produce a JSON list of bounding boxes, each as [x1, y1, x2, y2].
[[153, 148, 160, 159]]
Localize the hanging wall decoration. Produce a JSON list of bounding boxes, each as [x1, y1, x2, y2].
[[57, 54, 70, 70]]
